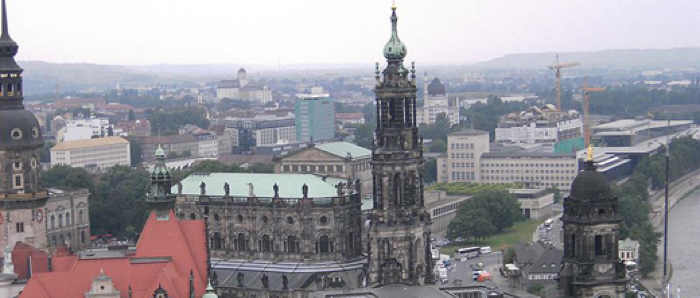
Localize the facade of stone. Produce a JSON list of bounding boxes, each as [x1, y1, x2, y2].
[[46, 188, 91, 250], [174, 172, 364, 297], [367, 6, 434, 286], [0, 0, 48, 251], [558, 159, 628, 298]]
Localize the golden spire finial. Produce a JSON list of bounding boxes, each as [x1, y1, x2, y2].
[[392, 0, 396, 10], [587, 144, 593, 162]]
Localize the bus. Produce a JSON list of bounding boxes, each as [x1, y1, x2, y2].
[[544, 219, 553, 228], [456, 247, 481, 260]]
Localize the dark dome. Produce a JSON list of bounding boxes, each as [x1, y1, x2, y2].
[[237, 68, 246, 74], [0, 108, 43, 149], [427, 78, 446, 96], [570, 162, 612, 200]]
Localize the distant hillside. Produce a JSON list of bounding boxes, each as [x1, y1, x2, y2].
[[20, 61, 159, 94], [476, 48, 700, 69]]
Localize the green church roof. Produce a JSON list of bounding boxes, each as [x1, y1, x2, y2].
[[174, 173, 340, 198], [316, 142, 371, 159]]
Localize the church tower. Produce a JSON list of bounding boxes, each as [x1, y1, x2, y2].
[[146, 145, 176, 218], [558, 149, 628, 298], [368, 4, 434, 286], [0, 0, 48, 250]]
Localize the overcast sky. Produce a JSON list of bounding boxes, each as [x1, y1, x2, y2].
[[6, 0, 700, 66]]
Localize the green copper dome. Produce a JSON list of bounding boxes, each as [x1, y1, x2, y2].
[[155, 145, 165, 157], [383, 7, 406, 60]]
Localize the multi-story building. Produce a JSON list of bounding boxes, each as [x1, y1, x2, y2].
[[134, 135, 200, 163], [510, 189, 554, 220], [591, 118, 693, 147], [211, 114, 296, 152], [416, 76, 459, 126], [116, 119, 151, 137], [50, 136, 131, 170], [0, 4, 49, 251], [480, 152, 578, 190], [295, 94, 335, 143], [175, 172, 364, 296], [436, 129, 490, 183], [495, 105, 582, 145], [216, 68, 273, 103], [424, 191, 469, 237], [275, 142, 372, 198], [46, 187, 90, 250], [509, 242, 564, 291], [61, 117, 115, 141]]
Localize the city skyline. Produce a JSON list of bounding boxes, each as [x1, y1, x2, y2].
[[7, 0, 700, 66]]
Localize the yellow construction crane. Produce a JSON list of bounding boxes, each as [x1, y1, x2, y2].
[[581, 77, 604, 147], [548, 55, 580, 111]]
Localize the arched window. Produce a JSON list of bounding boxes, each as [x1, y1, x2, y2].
[[66, 212, 71, 226], [212, 232, 222, 250], [52, 236, 57, 247], [236, 233, 246, 251], [50, 215, 55, 229], [260, 235, 272, 252], [319, 236, 331, 253], [214, 213, 220, 221], [79, 210, 84, 224], [286, 236, 298, 253], [81, 231, 86, 244], [393, 173, 402, 207], [59, 234, 64, 246], [190, 213, 196, 220], [58, 214, 63, 228], [237, 214, 243, 223]]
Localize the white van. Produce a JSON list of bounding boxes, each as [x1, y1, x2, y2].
[[479, 247, 492, 255]]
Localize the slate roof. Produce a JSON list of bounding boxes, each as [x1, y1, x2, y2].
[[514, 242, 563, 275]]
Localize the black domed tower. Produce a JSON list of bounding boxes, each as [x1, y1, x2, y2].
[[0, 0, 49, 250], [558, 149, 628, 298], [368, 4, 434, 286]]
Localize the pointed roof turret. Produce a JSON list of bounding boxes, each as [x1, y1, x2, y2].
[[202, 280, 218, 298], [382, 4, 407, 61], [0, 0, 20, 72]]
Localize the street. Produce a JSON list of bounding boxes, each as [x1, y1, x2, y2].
[[532, 213, 563, 249], [443, 251, 503, 285]]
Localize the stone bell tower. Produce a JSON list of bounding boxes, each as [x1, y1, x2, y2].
[[367, 3, 434, 286], [558, 148, 628, 298]]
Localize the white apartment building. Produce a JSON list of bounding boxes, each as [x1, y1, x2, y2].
[[479, 152, 578, 190], [495, 106, 582, 144], [62, 118, 118, 142], [256, 125, 296, 147], [50, 136, 131, 170], [436, 129, 490, 183], [198, 138, 219, 158]]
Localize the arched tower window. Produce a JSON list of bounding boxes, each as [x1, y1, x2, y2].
[[50, 215, 55, 229], [318, 236, 332, 253], [212, 232, 222, 250], [79, 210, 84, 224], [81, 231, 86, 244], [66, 212, 71, 226], [286, 236, 298, 253], [393, 173, 402, 207], [260, 235, 272, 252], [237, 233, 246, 251], [58, 214, 63, 228]]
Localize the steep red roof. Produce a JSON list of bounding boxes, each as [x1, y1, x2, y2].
[[19, 211, 207, 298], [12, 242, 49, 279]]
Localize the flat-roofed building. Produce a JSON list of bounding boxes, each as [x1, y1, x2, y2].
[[480, 152, 578, 190], [295, 93, 335, 143], [510, 189, 554, 220], [437, 129, 490, 183], [495, 105, 582, 145], [592, 118, 693, 147], [50, 136, 131, 170], [424, 190, 470, 237]]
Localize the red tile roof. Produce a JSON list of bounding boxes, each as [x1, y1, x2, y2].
[[12, 242, 49, 279], [19, 210, 207, 298]]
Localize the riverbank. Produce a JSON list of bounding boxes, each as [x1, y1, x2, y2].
[[640, 167, 700, 296]]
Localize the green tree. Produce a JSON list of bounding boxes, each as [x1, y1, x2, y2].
[[353, 123, 375, 149], [42, 165, 94, 191], [91, 166, 150, 237], [148, 108, 209, 135], [460, 188, 522, 232], [40, 141, 54, 163], [446, 208, 496, 241], [424, 159, 437, 184], [429, 139, 447, 153]]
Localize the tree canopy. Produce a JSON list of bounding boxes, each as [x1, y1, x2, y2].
[[446, 188, 522, 241]]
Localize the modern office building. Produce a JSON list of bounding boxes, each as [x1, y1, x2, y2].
[[436, 129, 490, 183], [510, 189, 554, 220], [61, 117, 115, 142], [50, 136, 131, 170], [211, 114, 297, 151], [591, 118, 693, 147], [295, 94, 335, 143], [480, 152, 578, 190]]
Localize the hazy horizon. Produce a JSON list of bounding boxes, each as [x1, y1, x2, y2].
[[7, 0, 700, 66]]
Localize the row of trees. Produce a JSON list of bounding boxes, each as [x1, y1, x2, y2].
[[446, 189, 523, 241], [615, 136, 700, 275], [41, 160, 275, 238], [148, 108, 210, 135], [588, 86, 700, 118]]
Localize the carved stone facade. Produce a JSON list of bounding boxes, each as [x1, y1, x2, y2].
[[367, 6, 434, 286], [46, 188, 90, 250], [174, 173, 365, 297], [558, 160, 628, 298]]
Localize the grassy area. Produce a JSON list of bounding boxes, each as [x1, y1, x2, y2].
[[438, 218, 545, 255], [426, 182, 523, 196]]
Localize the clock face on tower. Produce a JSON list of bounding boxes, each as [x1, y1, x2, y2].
[[36, 209, 43, 223]]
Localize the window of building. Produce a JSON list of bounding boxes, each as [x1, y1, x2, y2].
[[336, 165, 343, 172], [59, 214, 63, 228], [301, 165, 308, 172], [81, 231, 86, 244], [287, 216, 294, 225], [260, 235, 272, 252], [318, 235, 331, 253], [66, 212, 71, 226], [283, 165, 290, 172], [262, 216, 269, 223], [236, 233, 246, 251], [13, 174, 22, 189], [16, 222, 23, 233]]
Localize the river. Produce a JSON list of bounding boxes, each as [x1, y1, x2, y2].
[[668, 189, 700, 295]]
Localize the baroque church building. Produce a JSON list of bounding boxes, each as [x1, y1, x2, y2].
[[558, 149, 628, 298], [367, 4, 434, 286]]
